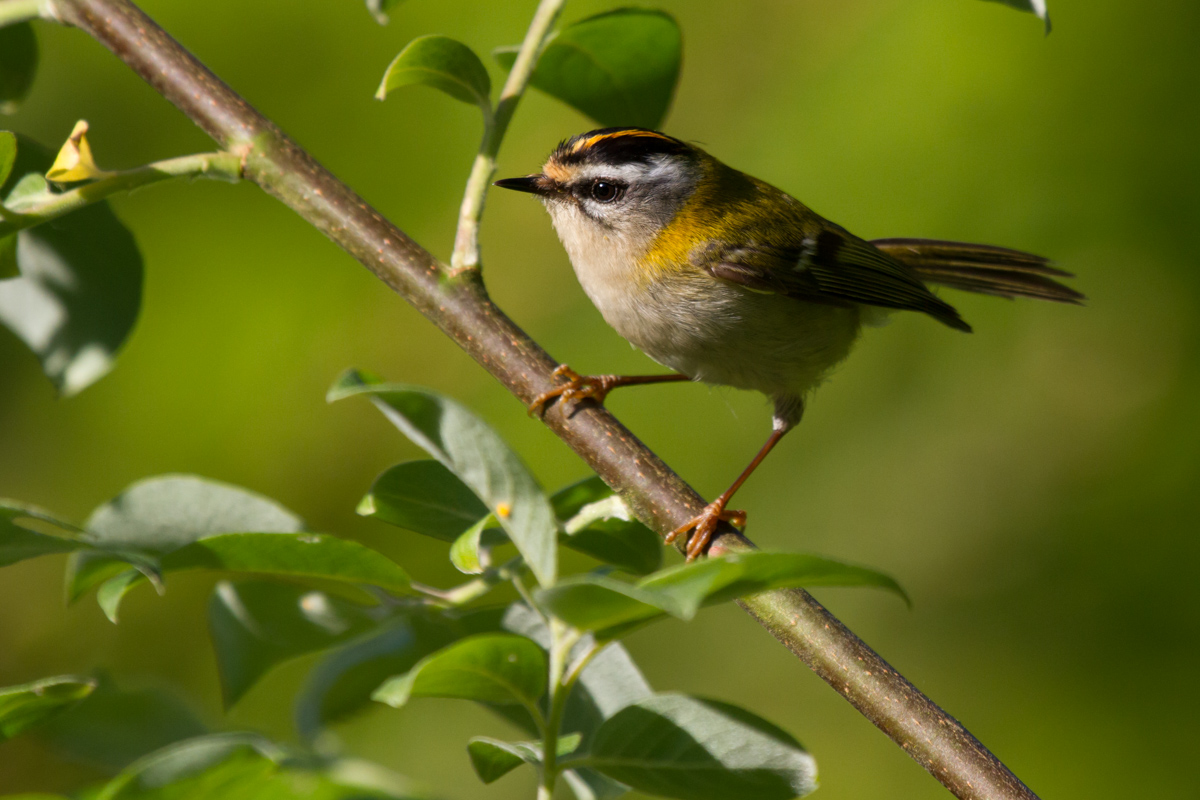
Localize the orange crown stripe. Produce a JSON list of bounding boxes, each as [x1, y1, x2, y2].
[[570, 129, 675, 154]]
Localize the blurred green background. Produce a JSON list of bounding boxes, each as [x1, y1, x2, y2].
[[2, 0, 1198, 796]]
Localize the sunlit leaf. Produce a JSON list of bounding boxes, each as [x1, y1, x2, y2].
[[208, 581, 379, 708], [0, 136, 142, 395], [67, 474, 305, 603], [97, 531, 413, 622], [358, 459, 488, 541], [584, 694, 817, 800], [0, 24, 37, 115], [467, 734, 581, 784], [449, 515, 507, 575], [330, 370, 558, 586], [0, 676, 95, 741], [495, 9, 681, 129], [539, 552, 906, 638], [376, 35, 491, 115], [372, 633, 546, 714], [46, 120, 110, 182]]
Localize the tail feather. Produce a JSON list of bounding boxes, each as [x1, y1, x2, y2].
[[872, 238, 1085, 305]]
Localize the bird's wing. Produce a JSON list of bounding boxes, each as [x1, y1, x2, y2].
[[700, 223, 972, 332]]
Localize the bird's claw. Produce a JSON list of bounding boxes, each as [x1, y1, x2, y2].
[[665, 501, 747, 561], [528, 365, 616, 417]]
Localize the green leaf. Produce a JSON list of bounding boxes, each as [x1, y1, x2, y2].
[[564, 517, 661, 575], [449, 515, 507, 574], [585, 694, 817, 800], [467, 734, 581, 784], [0, 501, 87, 568], [550, 475, 613, 521], [0, 24, 37, 115], [495, 9, 681, 129], [0, 676, 95, 741], [359, 459, 489, 541], [539, 552, 907, 638], [364, 0, 404, 25], [208, 581, 379, 708], [67, 474, 305, 603], [97, 532, 412, 622], [981, 0, 1050, 31], [330, 370, 558, 586], [372, 633, 546, 714], [0, 136, 141, 395], [0, 131, 16, 187], [295, 609, 505, 742], [0, 233, 17, 279], [35, 677, 208, 772], [376, 35, 491, 114]]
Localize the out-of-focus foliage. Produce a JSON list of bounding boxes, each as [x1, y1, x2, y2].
[[1, 0, 1197, 799]]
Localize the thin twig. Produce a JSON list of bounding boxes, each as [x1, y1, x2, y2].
[[41, 1, 1040, 798]]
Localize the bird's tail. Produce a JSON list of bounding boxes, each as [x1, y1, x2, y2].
[[872, 238, 1084, 305]]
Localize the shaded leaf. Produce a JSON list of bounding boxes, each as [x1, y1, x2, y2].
[[97, 532, 412, 622], [539, 552, 906, 638], [495, 9, 681, 129], [67, 474, 304, 603], [0, 501, 87, 568], [585, 694, 817, 800], [564, 517, 661, 575], [0, 136, 142, 394], [372, 633, 546, 713], [36, 677, 207, 773], [0, 233, 16, 280], [376, 35, 491, 114], [0, 24, 37, 115], [550, 475, 613, 521], [330, 370, 558, 586], [208, 581, 379, 708], [0, 131, 15, 187], [467, 734, 581, 784], [358, 459, 488, 541], [0, 676, 95, 741], [295, 608, 505, 742]]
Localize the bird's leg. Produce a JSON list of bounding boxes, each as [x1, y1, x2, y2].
[[666, 426, 790, 561], [528, 365, 691, 416]]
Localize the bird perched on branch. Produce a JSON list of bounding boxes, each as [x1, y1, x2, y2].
[[497, 127, 1082, 560]]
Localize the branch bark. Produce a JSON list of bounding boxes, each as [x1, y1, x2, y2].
[[36, 1, 1040, 798]]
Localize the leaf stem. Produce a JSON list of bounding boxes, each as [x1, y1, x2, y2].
[[449, 0, 565, 274], [539, 618, 582, 800], [1, 151, 241, 236]]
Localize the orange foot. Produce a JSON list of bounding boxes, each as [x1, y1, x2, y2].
[[528, 365, 621, 417], [665, 501, 747, 561]]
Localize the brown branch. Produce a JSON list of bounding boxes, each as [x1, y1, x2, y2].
[[40, 1, 1039, 798]]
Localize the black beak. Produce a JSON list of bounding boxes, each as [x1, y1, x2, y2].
[[494, 175, 547, 195]]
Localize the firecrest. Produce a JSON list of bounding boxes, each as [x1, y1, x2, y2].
[[496, 127, 1081, 560]]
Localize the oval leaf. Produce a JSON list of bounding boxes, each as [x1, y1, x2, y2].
[[495, 9, 681, 129], [0, 23, 37, 114], [467, 734, 581, 785], [0, 676, 96, 741], [372, 633, 546, 714], [376, 35, 491, 112], [330, 370, 558, 586], [550, 475, 613, 521], [586, 694, 817, 800], [564, 517, 661, 575], [208, 581, 378, 708], [1, 501, 88, 568], [67, 475, 305, 603], [449, 515, 506, 575], [97, 532, 412, 622], [0, 131, 16, 188], [1, 135, 141, 395], [359, 459, 489, 541]]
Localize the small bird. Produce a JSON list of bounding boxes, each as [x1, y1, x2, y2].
[[496, 127, 1081, 560]]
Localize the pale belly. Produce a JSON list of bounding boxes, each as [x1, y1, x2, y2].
[[578, 265, 863, 399]]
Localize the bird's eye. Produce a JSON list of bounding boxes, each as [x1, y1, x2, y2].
[[590, 179, 623, 203]]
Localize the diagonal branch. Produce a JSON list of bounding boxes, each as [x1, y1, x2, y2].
[[36, 1, 1039, 798]]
